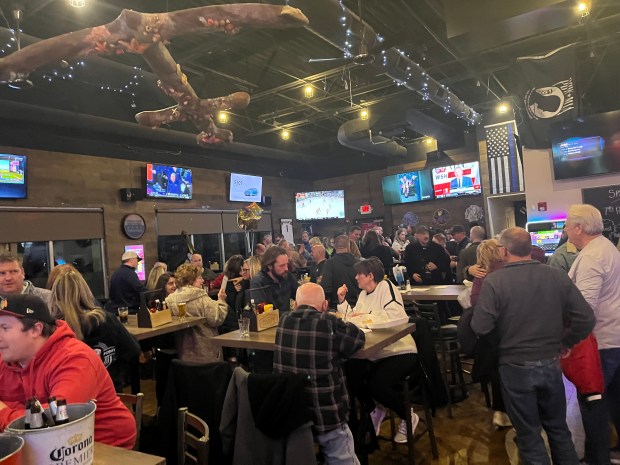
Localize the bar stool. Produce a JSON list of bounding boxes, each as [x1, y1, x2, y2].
[[414, 302, 467, 418], [384, 364, 439, 465]]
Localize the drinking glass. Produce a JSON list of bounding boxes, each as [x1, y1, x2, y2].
[[238, 317, 250, 338], [178, 302, 187, 320], [118, 307, 129, 324]]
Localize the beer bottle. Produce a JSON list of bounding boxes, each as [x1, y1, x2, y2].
[[48, 396, 58, 421], [30, 402, 45, 429], [55, 399, 70, 425], [34, 398, 54, 427], [24, 398, 33, 429]]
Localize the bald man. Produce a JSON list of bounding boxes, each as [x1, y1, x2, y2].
[[274, 283, 365, 465], [309, 245, 327, 284]]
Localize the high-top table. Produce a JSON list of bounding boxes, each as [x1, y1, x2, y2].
[[94, 442, 165, 465], [125, 314, 206, 341], [211, 322, 415, 360], [400, 284, 466, 301]]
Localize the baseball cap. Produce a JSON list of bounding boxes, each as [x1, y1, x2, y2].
[[0, 294, 55, 324], [451, 225, 465, 234], [415, 225, 430, 234], [121, 251, 142, 262]]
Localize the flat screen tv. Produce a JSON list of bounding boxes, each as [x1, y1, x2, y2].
[[381, 169, 434, 205], [431, 162, 482, 199], [229, 173, 263, 202], [295, 190, 345, 220], [550, 110, 620, 180], [0, 154, 26, 199], [146, 163, 192, 199]]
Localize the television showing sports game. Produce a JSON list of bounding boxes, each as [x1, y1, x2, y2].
[[295, 190, 345, 220], [0, 154, 27, 199], [146, 163, 192, 200], [381, 169, 434, 205], [431, 162, 482, 199], [229, 173, 263, 202]]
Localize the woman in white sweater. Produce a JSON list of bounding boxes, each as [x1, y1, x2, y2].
[[337, 257, 418, 443]]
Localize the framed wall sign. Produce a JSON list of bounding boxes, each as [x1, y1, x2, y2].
[[122, 213, 146, 240]]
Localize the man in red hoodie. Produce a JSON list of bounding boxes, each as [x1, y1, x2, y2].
[[0, 294, 136, 449]]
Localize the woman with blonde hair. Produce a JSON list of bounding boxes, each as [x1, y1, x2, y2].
[[165, 263, 228, 363], [146, 261, 168, 290], [467, 238, 511, 429], [46, 263, 77, 289], [392, 228, 410, 257], [49, 268, 140, 390]]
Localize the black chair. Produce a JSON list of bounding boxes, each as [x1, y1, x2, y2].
[[413, 302, 467, 418], [385, 360, 439, 465]]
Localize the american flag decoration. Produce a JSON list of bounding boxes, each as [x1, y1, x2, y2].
[[484, 121, 524, 194]]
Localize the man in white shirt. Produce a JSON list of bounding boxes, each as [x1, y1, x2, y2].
[[566, 204, 620, 465]]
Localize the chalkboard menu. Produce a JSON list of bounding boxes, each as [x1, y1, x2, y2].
[[582, 185, 620, 244]]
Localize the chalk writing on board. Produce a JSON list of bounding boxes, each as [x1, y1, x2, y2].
[[582, 185, 620, 244]]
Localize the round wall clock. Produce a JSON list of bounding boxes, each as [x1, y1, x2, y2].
[[122, 214, 146, 240]]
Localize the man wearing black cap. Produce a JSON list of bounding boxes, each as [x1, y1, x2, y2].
[[107, 251, 146, 313], [0, 294, 137, 448], [404, 225, 450, 285]]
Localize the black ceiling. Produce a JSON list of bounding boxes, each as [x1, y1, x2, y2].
[[0, 0, 619, 177]]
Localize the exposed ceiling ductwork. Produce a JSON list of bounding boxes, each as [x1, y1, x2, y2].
[[289, 0, 482, 126]]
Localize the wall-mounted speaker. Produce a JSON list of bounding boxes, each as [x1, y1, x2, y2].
[[260, 196, 272, 207], [119, 188, 144, 202]]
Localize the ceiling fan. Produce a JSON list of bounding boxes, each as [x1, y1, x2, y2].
[[303, 0, 393, 67]]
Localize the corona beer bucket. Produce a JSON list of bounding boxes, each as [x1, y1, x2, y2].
[[6, 402, 96, 465], [0, 435, 23, 465]]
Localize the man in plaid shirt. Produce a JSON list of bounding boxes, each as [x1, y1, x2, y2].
[[274, 283, 365, 465]]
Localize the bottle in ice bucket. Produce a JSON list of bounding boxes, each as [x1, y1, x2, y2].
[[24, 398, 33, 429], [29, 401, 45, 429], [55, 398, 69, 426], [48, 396, 58, 422]]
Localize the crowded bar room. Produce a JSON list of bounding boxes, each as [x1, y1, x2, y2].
[[0, 1, 620, 464]]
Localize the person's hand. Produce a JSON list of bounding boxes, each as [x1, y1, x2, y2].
[[427, 262, 438, 271], [450, 260, 457, 269], [413, 273, 423, 283], [337, 284, 348, 304], [560, 346, 572, 358], [469, 264, 487, 279], [234, 282, 242, 292], [217, 286, 227, 302]]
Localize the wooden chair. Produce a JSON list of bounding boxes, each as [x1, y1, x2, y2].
[[117, 392, 144, 451], [177, 407, 210, 465]]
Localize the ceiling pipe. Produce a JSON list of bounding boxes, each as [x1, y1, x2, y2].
[[288, 0, 481, 126], [337, 118, 407, 157]]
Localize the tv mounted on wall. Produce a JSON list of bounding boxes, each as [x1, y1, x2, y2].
[[550, 110, 620, 180], [295, 190, 345, 220], [0, 154, 27, 199], [431, 162, 482, 199], [381, 169, 434, 205], [229, 173, 263, 202], [146, 163, 192, 200]]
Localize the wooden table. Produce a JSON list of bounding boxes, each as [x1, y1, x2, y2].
[[94, 442, 165, 465], [125, 314, 206, 341], [211, 323, 415, 360], [400, 284, 466, 301]]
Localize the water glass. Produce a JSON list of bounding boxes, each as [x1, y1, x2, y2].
[[238, 317, 250, 338]]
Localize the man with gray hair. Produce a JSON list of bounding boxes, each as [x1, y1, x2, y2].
[[456, 225, 486, 283], [472, 227, 595, 465], [566, 204, 620, 465]]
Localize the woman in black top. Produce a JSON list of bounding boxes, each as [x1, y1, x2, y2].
[[49, 268, 141, 391], [361, 229, 395, 277]]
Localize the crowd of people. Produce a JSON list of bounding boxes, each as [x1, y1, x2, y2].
[[0, 202, 618, 465]]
